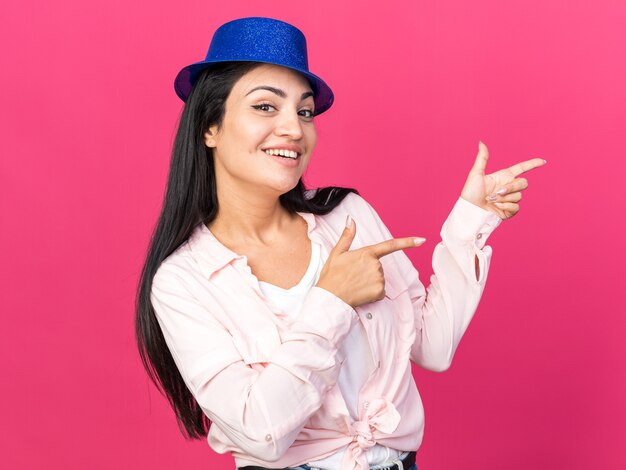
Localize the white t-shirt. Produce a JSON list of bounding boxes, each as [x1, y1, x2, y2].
[[258, 239, 404, 469]]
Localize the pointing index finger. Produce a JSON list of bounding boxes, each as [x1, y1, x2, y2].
[[368, 237, 425, 259], [508, 158, 547, 177]]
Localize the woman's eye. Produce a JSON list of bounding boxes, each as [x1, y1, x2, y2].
[[299, 109, 314, 118], [252, 103, 276, 112]]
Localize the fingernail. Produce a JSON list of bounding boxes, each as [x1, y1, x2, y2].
[[346, 215, 353, 229], [478, 140, 483, 149], [413, 237, 426, 245], [486, 194, 497, 201], [496, 188, 507, 195], [543, 159, 547, 163], [494, 202, 503, 207]]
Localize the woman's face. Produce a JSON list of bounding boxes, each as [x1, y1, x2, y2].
[[204, 63, 318, 198]]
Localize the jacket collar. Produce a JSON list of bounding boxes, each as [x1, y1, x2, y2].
[[186, 210, 318, 280]]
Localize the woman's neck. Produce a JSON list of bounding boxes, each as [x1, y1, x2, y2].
[[207, 198, 296, 247]]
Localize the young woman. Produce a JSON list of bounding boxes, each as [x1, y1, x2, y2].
[[135, 17, 546, 470]]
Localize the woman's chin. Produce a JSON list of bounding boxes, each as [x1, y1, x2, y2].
[[270, 177, 303, 195]]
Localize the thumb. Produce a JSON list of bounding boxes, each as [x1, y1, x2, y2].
[[331, 215, 357, 255], [470, 141, 489, 175]]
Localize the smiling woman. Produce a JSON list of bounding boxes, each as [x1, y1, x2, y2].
[[135, 15, 544, 470], [203, 64, 318, 196]]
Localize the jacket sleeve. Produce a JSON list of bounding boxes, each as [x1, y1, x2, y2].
[[150, 267, 358, 462], [359, 195, 502, 372]]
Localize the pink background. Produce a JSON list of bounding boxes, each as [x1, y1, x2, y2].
[[2, 0, 624, 468]]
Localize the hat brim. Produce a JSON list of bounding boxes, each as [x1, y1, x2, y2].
[[174, 59, 334, 116]]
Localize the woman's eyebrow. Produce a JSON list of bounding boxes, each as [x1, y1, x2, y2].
[[246, 86, 314, 101]]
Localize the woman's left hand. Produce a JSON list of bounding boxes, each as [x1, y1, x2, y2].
[[460, 141, 547, 220]]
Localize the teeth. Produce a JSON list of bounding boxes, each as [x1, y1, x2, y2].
[[264, 149, 299, 159]]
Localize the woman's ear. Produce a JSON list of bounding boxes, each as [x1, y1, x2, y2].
[[204, 125, 218, 148]]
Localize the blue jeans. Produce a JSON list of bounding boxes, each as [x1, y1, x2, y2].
[[288, 465, 417, 470]]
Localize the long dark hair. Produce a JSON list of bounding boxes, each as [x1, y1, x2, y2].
[[135, 61, 359, 439]]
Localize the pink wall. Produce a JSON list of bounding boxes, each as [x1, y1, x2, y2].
[[2, 0, 624, 468]]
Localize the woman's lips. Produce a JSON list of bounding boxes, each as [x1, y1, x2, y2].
[[263, 150, 301, 167]]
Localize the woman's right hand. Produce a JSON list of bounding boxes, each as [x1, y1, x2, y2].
[[315, 215, 426, 308]]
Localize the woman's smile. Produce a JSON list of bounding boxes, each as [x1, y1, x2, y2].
[[262, 144, 304, 166], [263, 148, 302, 167]]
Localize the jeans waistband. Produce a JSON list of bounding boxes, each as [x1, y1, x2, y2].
[[238, 450, 417, 470]]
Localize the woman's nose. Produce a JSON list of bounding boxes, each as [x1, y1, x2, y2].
[[274, 110, 304, 140]]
